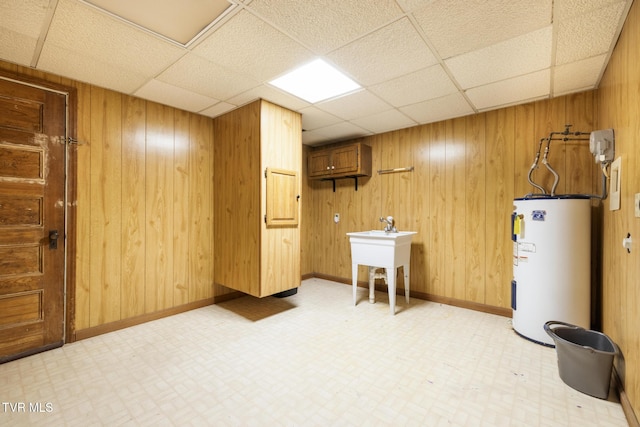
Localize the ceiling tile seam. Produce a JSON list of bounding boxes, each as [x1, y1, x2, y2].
[[241, 5, 412, 60], [357, 66, 430, 97], [313, 88, 394, 119], [405, 13, 479, 115], [130, 54, 255, 107], [300, 110, 344, 132], [475, 94, 550, 113], [30, 0, 60, 68], [196, 101, 225, 115], [318, 13, 417, 56], [223, 84, 287, 109], [182, 2, 246, 51], [137, 47, 261, 104], [181, 2, 241, 49], [76, 0, 179, 47], [239, 6, 322, 55], [76, 0, 233, 49], [462, 67, 553, 93], [347, 109, 418, 130], [129, 49, 191, 97], [204, 5, 350, 86], [171, 6, 269, 95]]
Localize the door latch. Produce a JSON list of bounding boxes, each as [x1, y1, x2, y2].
[[49, 230, 59, 249]]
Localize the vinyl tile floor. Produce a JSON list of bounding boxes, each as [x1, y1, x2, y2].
[[0, 278, 629, 426]]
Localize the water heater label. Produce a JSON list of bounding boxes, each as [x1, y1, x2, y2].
[[531, 210, 546, 221], [518, 242, 536, 253]]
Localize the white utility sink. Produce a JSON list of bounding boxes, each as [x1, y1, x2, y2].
[[347, 230, 417, 315]]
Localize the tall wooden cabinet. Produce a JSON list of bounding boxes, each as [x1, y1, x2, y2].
[[213, 99, 302, 297]]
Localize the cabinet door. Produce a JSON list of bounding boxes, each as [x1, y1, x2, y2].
[[265, 167, 298, 226], [331, 144, 359, 175], [308, 149, 332, 177]]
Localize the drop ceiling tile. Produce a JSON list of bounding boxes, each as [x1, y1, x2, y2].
[[0, 0, 50, 38], [299, 107, 342, 131], [369, 65, 458, 108], [395, 0, 437, 13], [555, 1, 626, 65], [308, 121, 372, 143], [466, 69, 550, 111], [445, 26, 552, 89], [554, 0, 623, 20], [84, 0, 233, 46], [246, 0, 403, 54], [302, 129, 333, 146], [553, 55, 606, 95], [42, 0, 185, 77], [192, 10, 313, 82], [327, 18, 438, 86], [0, 0, 52, 66], [226, 83, 311, 111], [351, 109, 417, 134], [38, 43, 148, 93], [400, 92, 474, 124], [0, 0, 632, 148], [134, 79, 219, 112], [199, 101, 237, 118], [413, 0, 551, 58], [0, 28, 37, 66], [157, 53, 259, 100], [316, 90, 391, 121]]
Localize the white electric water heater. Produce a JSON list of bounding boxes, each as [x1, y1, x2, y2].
[[511, 197, 591, 346]]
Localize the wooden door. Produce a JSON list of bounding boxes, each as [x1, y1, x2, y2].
[[0, 78, 66, 362]]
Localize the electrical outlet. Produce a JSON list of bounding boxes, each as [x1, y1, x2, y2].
[[635, 193, 640, 218], [334, 213, 340, 224]]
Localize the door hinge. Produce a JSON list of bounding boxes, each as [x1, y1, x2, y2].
[[60, 136, 87, 145]]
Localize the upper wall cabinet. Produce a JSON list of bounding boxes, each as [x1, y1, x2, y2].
[[308, 142, 372, 179]]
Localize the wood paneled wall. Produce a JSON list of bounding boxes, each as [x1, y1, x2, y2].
[[597, 0, 640, 419], [301, 145, 313, 277], [0, 61, 217, 336], [77, 88, 216, 332], [305, 91, 598, 312]]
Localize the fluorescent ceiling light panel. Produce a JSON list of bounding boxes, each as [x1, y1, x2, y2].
[[83, 0, 232, 45], [269, 59, 361, 103]]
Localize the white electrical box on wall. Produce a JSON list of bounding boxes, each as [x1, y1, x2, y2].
[[609, 157, 621, 211], [589, 129, 615, 163]]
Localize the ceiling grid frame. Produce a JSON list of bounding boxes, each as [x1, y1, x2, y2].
[[0, 0, 631, 145]]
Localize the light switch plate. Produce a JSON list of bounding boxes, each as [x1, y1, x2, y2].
[[635, 193, 640, 217], [609, 157, 621, 211]]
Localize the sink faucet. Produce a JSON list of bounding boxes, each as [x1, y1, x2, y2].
[[379, 216, 397, 233]]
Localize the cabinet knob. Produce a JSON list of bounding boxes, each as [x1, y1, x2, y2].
[[331, 166, 335, 169], [326, 166, 330, 170]]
